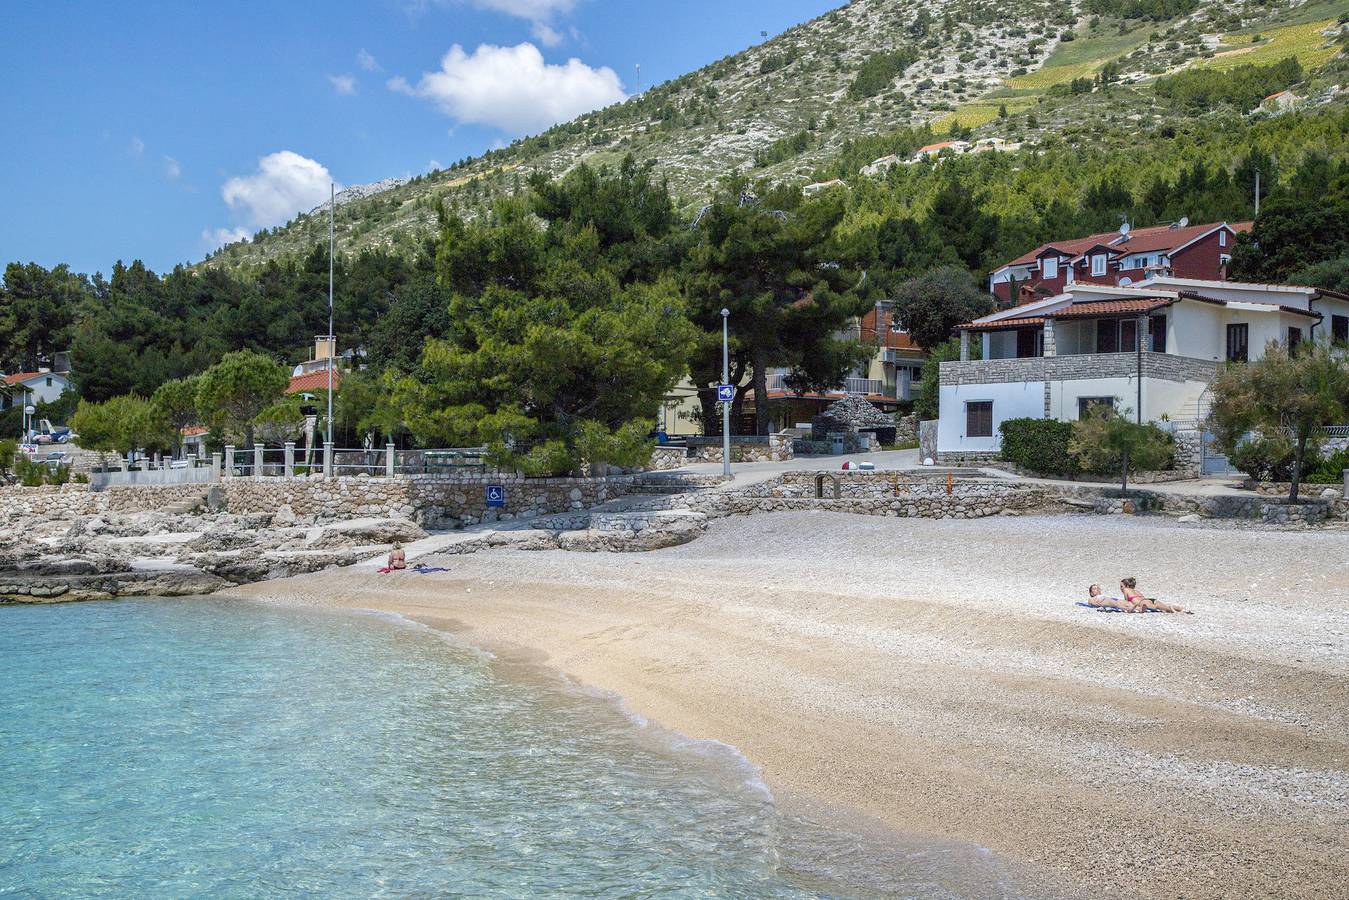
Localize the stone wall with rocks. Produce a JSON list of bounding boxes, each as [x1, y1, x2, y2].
[[0, 483, 209, 521], [647, 446, 690, 471], [687, 432, 794, 463], [219, 472, 635, 528], [895, 415, 920, 445]]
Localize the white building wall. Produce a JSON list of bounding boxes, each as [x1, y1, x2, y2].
[[1048, 376, 1209, 424], [11, 374, 69, 406], [1167, 302, 1225, 360], [937, 381, 1044, 453]]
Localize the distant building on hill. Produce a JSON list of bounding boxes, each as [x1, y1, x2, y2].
[[1, 370, 70, 408], [987, 220, 1251, 305], [1258, 90, 1300, 113]]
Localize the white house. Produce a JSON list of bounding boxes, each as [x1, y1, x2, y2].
[[936, 277, 1349, 460], [2, 370, 70, 409]]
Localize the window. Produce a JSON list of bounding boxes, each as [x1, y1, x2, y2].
[[966, 401, 993, 438], [1096, 320, 1120, 353], [45, 377, 52, 387], [1078, 397, 1116, 419], [1149, 315, 1167, 354], [1015, 328, 1042, 358], [1219, 230, 1227, 248], [1287, 327, 1303, 352], [1226, 324, 1248, 362], [1333, 314, 1349, 346], [1042, 256, 1058, 279], [1119, 318, 1138, 352], [1091, 254, 1107, 276]]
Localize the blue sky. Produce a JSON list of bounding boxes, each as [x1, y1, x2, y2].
[[2, 0, 840, 276]]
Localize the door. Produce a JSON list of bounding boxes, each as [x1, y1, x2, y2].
[[1226, 324, 1248, 362]]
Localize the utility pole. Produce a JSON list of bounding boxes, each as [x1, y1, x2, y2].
[[327, 182, 335, 446], [1254, 167, 1261, 218], [721, 308, 731, 479]]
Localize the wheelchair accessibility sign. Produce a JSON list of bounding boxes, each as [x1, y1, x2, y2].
[[486, 485, 507, 508]]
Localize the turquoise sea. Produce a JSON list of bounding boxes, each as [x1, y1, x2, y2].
[[0, 598, 1019, 898]]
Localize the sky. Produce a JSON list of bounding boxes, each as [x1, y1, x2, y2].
[[1, 0, 840, 277]]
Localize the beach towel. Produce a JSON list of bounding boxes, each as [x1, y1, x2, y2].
[[413, 566, 452, 574], [1075, 602, 1160, 613]]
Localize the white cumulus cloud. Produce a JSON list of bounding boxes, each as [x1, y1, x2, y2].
[[163, 155, 181, 179], [221, 151, 338, 228], [472, 0, 575, 16], [357, 48, 381, 71], [395, 42, 624, 135], [328, 73, 358, 95], [201, 226, 251, 250]]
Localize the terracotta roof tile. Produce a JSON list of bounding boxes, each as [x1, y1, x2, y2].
[[3, 371, 49, 385], [286, 369, 343, 395], [959, 316, 1046, 331], [1001, 221, 1238, 268], [1050, 298, 1175, 318]]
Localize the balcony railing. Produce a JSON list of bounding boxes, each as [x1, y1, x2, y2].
[[764, 374, 889, 397]]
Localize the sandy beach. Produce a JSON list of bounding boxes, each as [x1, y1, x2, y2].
[[229, 512, 1349, 898]]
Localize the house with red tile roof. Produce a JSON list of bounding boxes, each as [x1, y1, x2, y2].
[[285, 368, 343, 397], [988, 220, 1251, 305], [1, 370, 70, 409], [936, 275, 1349, 461]]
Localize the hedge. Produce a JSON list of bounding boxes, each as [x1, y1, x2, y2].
[[998, 418, 1080, 477]]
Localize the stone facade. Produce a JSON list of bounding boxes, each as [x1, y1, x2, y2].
[[940, 352, 1219, 388], [647, 446, 690, 471]]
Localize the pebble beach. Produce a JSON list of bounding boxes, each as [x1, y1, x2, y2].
[[231, 511, 1349, 898]]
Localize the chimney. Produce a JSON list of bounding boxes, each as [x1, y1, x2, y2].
[[314, 335, 335, 362]]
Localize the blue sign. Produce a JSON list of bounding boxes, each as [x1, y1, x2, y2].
[[716, 384, 735, 402], [486, 485, 506, 508]]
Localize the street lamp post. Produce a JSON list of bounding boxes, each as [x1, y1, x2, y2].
[[721, 308, 731, 479]]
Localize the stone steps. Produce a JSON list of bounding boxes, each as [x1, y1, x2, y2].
[[161, 491, 210, 516]]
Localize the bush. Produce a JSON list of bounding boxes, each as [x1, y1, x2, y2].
[[1304, 448, 1349, 484], [1228, 433, 1322, 483], [999, 418, 1080, 477]]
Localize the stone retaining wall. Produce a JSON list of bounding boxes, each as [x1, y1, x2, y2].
[[688, 432, 794, 463], [220, 473, 635, 528], [0, 483, 209, 520], [647, 446, 690, 471]]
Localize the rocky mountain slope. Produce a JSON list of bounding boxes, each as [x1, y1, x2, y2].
[[202, 0, 1349, 273]]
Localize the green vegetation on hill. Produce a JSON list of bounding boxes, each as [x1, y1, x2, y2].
[[1156, 57, 1304, 109]]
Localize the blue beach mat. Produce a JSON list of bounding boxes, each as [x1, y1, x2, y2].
[[413, 566, 452, 574], [1075, 602, 1160, 613]]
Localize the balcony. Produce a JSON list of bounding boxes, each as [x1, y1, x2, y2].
[[764, 373, 890, 397]]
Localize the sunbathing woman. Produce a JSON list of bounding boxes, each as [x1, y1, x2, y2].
[[1121, 577, 1191, 614], [387, 541, 407, 571], [1086, 584, 1141, 612]]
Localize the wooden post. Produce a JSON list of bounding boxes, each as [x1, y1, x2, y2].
[[284, 442, 296, 478]]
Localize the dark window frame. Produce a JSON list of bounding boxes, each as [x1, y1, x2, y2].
[[1149, 314, 1167, 353], [965, 400, 994, 438], [1287, 326, 1303, 352], [1332, 314, 1349, 346], [1226, 323, 1249, 363], [1077, 396, 1117, 419]]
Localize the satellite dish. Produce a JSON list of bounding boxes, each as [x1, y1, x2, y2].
[[1119, 222, 1130, 237], [1178, 216, 1189, 228]]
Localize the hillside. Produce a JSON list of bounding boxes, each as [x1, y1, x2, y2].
[[201, 0, 1349, 273]]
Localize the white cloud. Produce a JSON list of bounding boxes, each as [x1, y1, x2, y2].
[[163, 155, 181, 179], [357, 48, 381, 71], [201, 226, 251, 249], [531, 21, 563, 47], [470, 0, 575, 18], [328, 73, 358, 95], [129, 136, 145, 157], [221, 151, 338, 228], [395, 42, 625, 135]]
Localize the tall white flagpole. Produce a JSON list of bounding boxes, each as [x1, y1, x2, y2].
[[327, 182, 335, 445]]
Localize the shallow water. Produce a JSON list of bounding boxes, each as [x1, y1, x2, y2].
[[0, 598, 1020, 897]]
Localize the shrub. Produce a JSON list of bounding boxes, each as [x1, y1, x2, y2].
[[1304, 448, 1348, 484], [1070, 409, 1174, 490], [1227, 433, 1322, 483], [0, 439, 15, 478], [999, 418, 1080, 477]]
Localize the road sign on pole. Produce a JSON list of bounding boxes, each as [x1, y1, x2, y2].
[[486, 485, 506, 508], [716, 384, 735, 403]]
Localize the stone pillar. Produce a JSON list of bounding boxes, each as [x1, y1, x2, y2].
[[323, 441, 334, 479], [253, 445, 264, 480], [1343, 468, 1348, 499], [223, 445, 235, 479], [284, 442, 296, 478], [1042, 319, 1056, 357], [1138, 315, 1153, 352], [386, 443, 396, 477], [212, 452, 223, 478], [187, 453, 198, 470], [959, 331, 970, 362]]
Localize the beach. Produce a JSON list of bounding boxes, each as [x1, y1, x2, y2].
[[229, 511, 1349, 899]]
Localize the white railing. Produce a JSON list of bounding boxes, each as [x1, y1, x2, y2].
[[763, 374, 889, 397]]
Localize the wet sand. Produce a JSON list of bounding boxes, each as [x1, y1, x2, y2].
[[228, 512, 1349, 899]]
